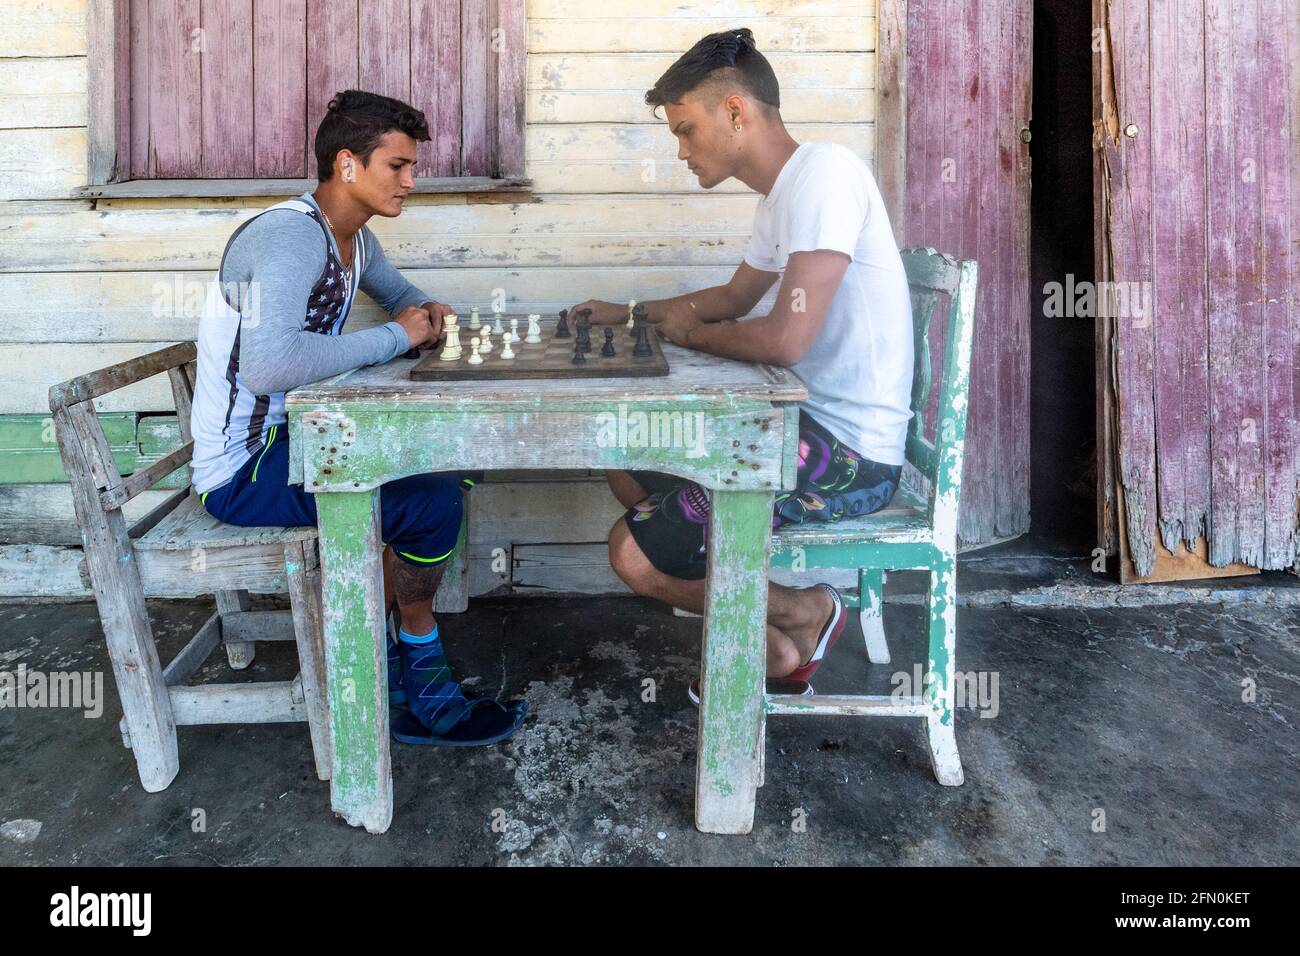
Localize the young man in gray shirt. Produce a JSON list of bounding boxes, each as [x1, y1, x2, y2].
[[192, 90, 525, 747]]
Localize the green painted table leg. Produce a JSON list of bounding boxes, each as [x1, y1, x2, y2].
[[695, 489, 773, 834], [315, 489, 393, 833]]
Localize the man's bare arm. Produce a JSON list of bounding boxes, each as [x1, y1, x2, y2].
[[566, 261, 778, 326], [656, 250, 851, 367]]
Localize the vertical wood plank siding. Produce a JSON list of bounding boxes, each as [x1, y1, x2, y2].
[[902, 0, 1033, 547], [1104, 0, 1299, 573], [253, 0, 308, 177]]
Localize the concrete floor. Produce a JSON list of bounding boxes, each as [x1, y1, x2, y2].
[[1, 566, 1297, 866]]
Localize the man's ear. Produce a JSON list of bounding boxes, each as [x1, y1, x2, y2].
[[723, 93, 746, 128]]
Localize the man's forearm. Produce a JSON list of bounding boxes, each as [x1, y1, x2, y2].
[[684, 313, 786, 365], [640, 283, 739, 323]]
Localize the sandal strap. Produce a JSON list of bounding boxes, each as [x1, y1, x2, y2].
[[428, 694, 509, 737]]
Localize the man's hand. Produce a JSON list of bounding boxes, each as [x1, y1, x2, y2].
[[395, 305, 437, 348], [566, 299, 628, 325], [653, 300, 703, 349], [420, 300, 455, 344]]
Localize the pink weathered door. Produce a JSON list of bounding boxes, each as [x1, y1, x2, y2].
[[879, 0, 1035, 547], [1096, 0, 1299, 578]]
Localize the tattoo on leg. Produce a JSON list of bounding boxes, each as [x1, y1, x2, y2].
[[389, 557, 446, 608]]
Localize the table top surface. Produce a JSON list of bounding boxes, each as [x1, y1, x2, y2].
[[286, 317, 808, 407]]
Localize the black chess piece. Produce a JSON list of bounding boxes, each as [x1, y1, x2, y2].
[[571, 337, 587, 364], [577, 320, 592, 353], [633, 319, 652, 357], [555, 308, 570, 338], [601, 327, 616, 357], [629, 303, 647, 337]]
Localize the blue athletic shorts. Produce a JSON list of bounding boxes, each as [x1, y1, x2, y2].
[[201, 425, 473, 567]]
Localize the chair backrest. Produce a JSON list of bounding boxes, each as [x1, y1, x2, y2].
[[898, 247, 979, 536], [49, 342, 199, 540]]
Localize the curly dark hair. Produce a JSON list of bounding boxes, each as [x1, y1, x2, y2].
[[313, 89, 431, 182], [644, 28, 780, 114]]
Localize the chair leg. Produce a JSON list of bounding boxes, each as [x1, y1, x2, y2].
[[858, 568, 890, 663], [285, 543, 333, 782], [923, 561, 963, 786], [217, 590, 255, 669]]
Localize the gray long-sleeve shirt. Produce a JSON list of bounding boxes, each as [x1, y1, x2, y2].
[[219, 193, 424, 395]]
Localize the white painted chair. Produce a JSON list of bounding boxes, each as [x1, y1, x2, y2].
[[49, 343, 333, 790], [769, 248, 979, 786]]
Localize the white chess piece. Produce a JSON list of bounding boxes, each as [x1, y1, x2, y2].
[[479, 326, 493, 353], [467, 337, 483, 364], [468, 306, 481, 330], [493, 313, 505, 335], [627, 299, 637, 329], [525, 313, 542, 344], [509, 317, 520, 344], [500, 335, 515, 360], [439, 314, 462, 360]]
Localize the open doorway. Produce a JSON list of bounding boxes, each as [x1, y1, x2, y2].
[[1029, 0, 1097, 555]]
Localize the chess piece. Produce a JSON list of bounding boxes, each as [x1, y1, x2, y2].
[[627, 299, 637, 330], [493, 312, 505, 336], [467, 337, 483, 365], [633, 319, 652, 357], [576, 320, 592, 354], [479, 326, 493, 353], [500, 335, 515, 359], [601, 327, 616, 357], [556, 308, 571, 338], [572, 337, 587, 364], [509, 316, 520, 343], [629, 303, 646, 338], [439, 314, 462, 360], [525, 314, 542, 344], [468, 306, 481, 330]]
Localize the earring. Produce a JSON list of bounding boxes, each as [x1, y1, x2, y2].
[[734, 123, 742, 132]]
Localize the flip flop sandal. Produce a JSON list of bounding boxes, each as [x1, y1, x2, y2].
[[391, 695, 528, 747], [687, 677, 814, 708], [784, 583, 846, 684]]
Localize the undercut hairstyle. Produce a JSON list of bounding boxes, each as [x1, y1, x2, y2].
[[314, 89, 431, 182], [644, 28, 781, 116]]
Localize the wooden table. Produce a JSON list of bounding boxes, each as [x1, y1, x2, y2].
[[285, 329, 807, 834]]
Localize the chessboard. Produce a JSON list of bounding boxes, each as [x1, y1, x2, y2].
[[409, 309, 669, 381]]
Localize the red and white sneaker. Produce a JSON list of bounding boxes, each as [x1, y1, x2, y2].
[[784, 584, 846, 684], [688, 676, 813, 707]]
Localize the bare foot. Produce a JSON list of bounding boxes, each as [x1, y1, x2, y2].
[[781, 585, 834, 667]]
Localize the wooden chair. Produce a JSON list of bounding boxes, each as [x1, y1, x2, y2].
[[768, 247, 979, 786], [48, 342, 333, 791]]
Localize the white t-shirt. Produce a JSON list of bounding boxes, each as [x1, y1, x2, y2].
[[743, 142, 914, 465]]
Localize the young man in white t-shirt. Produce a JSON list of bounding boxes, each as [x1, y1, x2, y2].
[[569, 29, 914, 701]]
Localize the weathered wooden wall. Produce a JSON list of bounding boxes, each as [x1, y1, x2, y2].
[[1098, 0, 1299, 575], [894, 0, 1034, 548], [0, 0, 881, 597]]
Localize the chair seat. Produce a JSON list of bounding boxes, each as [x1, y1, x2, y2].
[[772, 484, 931, 548], [134, 494, 317, 552]]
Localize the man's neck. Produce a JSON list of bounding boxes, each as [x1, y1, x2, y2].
[[309, 182, 368, 243], [734, 127, 801, 197]]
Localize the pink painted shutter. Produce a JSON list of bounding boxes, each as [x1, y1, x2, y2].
[[1101, 0, 1299, 575], [253, 0, 308, 177], [199, 0, 254, 177], [901, 0, 1034, 547]]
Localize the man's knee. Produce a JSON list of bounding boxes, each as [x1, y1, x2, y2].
[[608, 518, 651, 590]]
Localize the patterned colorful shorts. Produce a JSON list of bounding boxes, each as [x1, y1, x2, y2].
[[624, 411, 902, 581]]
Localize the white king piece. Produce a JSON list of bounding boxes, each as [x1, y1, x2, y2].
[[439, 313, 462, 360]]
